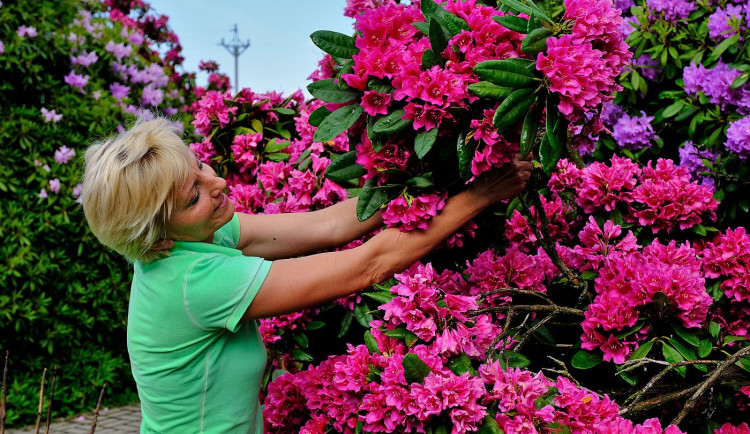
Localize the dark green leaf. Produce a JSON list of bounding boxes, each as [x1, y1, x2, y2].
[[294, 333, 309, 348], [662, 100, 683, 118], [364, 331, 380, 354], [521, 27, 553, 55], [307, 321, 325, 331], [503, 350, 531, 368], [422, 49, 439, 69], [413, 21, 430, 35], [493, 88, 536, 133], [290, 348, 314, 362], [265, 139, 291, 153], [338, 313, 353, 338], [356, 178, 391, 221], [667, 338, 698, 361], [415, 128, 439, 159], [447, 353, 474, 376], [545, 423, 572, 434], [672, 325, 701, 347], [266, 152, 290, 162], [307, 78, 361, 103], [372, 109, 412, 135], [707, 34, 739, 63], [310, 30, 358, 58], [308, 106, 331, 128], [731, 72, 749, 90], [325, 151, 367, 183], [474, 60, 538, 88], [363, 290, 395, 304], [440, 13, 471, 36], [420, 0, 443, 20], [519, 97, 542, 158], [428, 18, 449, 60], [662, 342, 687, 377], [354, 302, 374, 328], [406, 175, 434, 188], [698, 339, 713, 358], [457, 131, 476, 180], [468, 81, 515, 99], [476, 415, 503, 434], [571, 350, 603, 369], [492, 15, 529, 33], [402, 353, 432, 384], [314, 103, 364, 143], [628, 339, 654, 360]]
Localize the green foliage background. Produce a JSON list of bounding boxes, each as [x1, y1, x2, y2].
[[0, 0, 195, 426]]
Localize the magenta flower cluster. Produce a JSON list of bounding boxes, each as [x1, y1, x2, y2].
[[537, 0, 632, 123], [582, 238, 711, 363], [550, 156, 719, 234]]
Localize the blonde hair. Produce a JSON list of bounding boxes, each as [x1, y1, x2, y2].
[[81, 117, 193, 263]]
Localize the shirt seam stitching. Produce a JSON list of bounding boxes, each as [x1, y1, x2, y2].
[[183, 258, 210, 331]]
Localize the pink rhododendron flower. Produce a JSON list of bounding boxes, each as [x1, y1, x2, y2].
[[361, 90, 392, 115], [382, 192, 447, 231]]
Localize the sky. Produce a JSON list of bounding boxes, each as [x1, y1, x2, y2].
[[147, 0, 355, 97]]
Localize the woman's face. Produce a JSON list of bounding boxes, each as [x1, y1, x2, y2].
[[165, 156, 235, 243]]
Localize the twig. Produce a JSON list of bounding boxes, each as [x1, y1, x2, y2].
[[35, 368, 47, 434], [44, 366, 58, 434], [479, 287, 553, 304], [543, 356, 582, 387], [622, 384, 702, 416], [513, 313, 556, 352], [89, 383, 107, 434], [470, 304, 585, 317], [1, 350, 8, 434], [485, 310, 515, 361], [671, 346, 750, 426]]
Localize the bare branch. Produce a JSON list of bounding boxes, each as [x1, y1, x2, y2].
[[478, 287, 553, 304], [89, 383, 107, 434], [544, 356, 582, 388], [44, 366, 58, 434], [514, 313, 556, 352], [671, 346, 750, 426], [35, 368, 47, 434], [1, 350, 8, 434], [470, 304, 585, 317]]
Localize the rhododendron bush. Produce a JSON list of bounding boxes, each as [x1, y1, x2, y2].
[[255, 0, 750, 432]]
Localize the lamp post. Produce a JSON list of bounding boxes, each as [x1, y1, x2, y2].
[[218, 24, 250, 94]]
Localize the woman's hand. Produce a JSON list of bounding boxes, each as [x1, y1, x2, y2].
[[467, 153, 534, 206]]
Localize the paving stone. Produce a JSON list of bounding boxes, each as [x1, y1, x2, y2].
[[5, 405, 142, 434]]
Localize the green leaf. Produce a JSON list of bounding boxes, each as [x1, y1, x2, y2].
[[412, 21, 430, 35], [545, 423, 572, 434], [492, 15, 529, 33], [265, 139, 291, 153], [364, 331, 380, 354], [406, 175, 434, 188], [474, 60, 538, 88], [307, 78, 361, 103], [310, 30, 358, 58], [707, 34, 739, 63], [363, 290, 394, 304], [338, 313, 353, 338], [662, 342, 687, 377], [672, 325, 701, 347], [667, 338, 698, 361], [619, 370, 639, 386], [629, 339, 655, 360], [372, 109, 412, 135], [497, 0, 550, 21], [356, 178, 391, 221], [468, 81, 515, 100], [307, 320, 325, 331], [314, 103, 364, 143], [415, 128, 439, 159], [325, 151, 367, 183], [476, 415, 503, 434], [503, 350, 531, 368], [662, 100, 683, 118], [290, 348, 314, 362], [422, 49, 439, 69], [521, 27, 553, 55], [308, 106, 331, 128], [698, 339, 713, 358], [724, 335, 747, 345], [266, 152, 290, 162], [571, 350, 603, 369], [428, 18, 450, 61], [519, 97, 542, 158], [294, 333, 309, 348], [457, 131, 476, 180], [354, 302, 374, 328], [493, 88, 536, 133], [731, 72, 749, 90], [420, 0, 444, 20], [709, 321, 721, 339], [448, 353, 475, 376], [440, 13, 471, 36], [403, 353, 432, 384]]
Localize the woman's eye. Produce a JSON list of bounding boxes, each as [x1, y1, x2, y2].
[[189, 186, 200, 206]]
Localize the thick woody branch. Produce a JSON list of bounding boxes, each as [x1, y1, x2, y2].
[[470, 304, 585, 318]]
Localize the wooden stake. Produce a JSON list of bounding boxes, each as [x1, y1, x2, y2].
[[44, 366, 58, 434], [89, 383, 107, 434], [0, 350, 9, 434], [34, 368, 47, 434]]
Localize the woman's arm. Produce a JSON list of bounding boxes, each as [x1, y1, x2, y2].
[[235, 198, 383, 260], [242, 155, 532, 320]]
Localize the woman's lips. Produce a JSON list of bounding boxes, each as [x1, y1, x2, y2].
[[216, 193, 227, 211]]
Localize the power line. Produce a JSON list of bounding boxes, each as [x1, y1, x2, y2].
[[218, 24, 250, 94]]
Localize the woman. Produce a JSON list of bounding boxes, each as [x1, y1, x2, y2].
[[81, 117, 532, 433]]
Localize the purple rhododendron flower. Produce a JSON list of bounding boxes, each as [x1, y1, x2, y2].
[[41, 107, 62, 123], [679, 141, 718, 186], [105, 40, 132, 60], [708, 5, 744, 40], [725, 116, 750, 160], [633, 54, 661, 82], [54, 145, 75, 164], [141, 83, 164, 106], [683, 61, 750, 113], [611, 111, 656, 150], [70, 50, 98, 67], [647, 0, 695, 21], [39, 189, 48, 198], [48, 178, 61, 194], [17, 25, 37, 37], [0, 41, 4, 54], [600, 101, 624, 126], [64, 70, 89, 91], [109, 82, 129, 100]]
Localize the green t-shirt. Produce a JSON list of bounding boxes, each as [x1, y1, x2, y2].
[[128, 214, 272, 433]]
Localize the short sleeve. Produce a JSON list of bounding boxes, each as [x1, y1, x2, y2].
[[182, 253, 272, 332]]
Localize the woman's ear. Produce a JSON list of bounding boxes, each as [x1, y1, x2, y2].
[[152, 238, 174, 251]]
